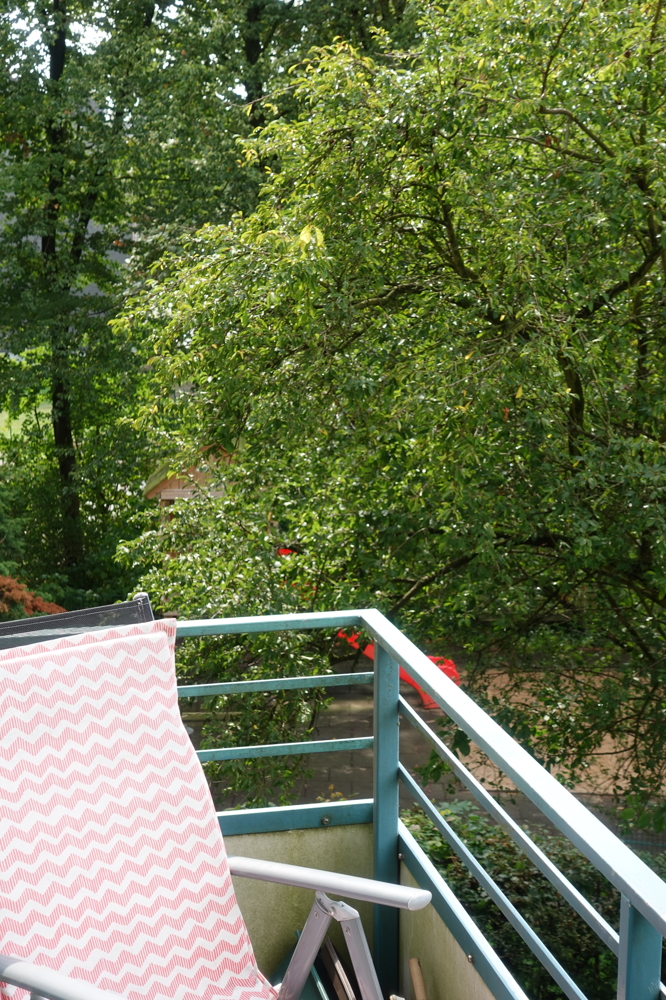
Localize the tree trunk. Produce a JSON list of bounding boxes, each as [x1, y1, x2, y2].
[[557, 348, 585, 459], [43, 0, 84, 572], [51, 371, 83, 568], [243, 1, 266, 125]]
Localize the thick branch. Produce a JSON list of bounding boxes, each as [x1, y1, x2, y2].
[[539, 106, 616, 158], [441, 203, 478, 280], [509, 134, 602, 164], [353, 282, 421, 309], [600, 588, 656, 661], [389, 553, 476, 614], [575, 247, 661, 320], [518, 530, 572, 548], [389, 527, 574, 616]]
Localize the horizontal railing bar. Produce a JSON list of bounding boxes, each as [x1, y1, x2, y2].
[[398, 822, 529, 1000], [197, 736, 373, 762], [398, 696, 619, 954], [178, 672, 374, 698], [361, 609, 666, 937], [176, 611, 367, 637], [399, 765, 588, 1000], [218, 799, 374, 836]]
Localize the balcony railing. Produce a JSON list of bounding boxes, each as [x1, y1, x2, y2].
[[175, 609, 666, 1000]]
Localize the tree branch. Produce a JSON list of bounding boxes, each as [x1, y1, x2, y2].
[[600, 587, 656, 661], [389, 553, 476, 614], [508, 134, 602, 164], [441, 202, 478, 280], [540, 7, 581, 96], [575, 247, 661, 319], [353, 282, 421, 309], [538, 106, 616, 158]]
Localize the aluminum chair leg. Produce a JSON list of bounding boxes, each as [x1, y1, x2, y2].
[[339, 915, 383, 1000], [278, 892, 383, 1000], [278, 894, 333, 1000]]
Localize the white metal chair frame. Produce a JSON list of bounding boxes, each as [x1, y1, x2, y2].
[[0, 862, 429, 1000]]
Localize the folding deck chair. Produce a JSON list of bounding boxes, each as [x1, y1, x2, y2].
[[0, 603, 430, 1000]]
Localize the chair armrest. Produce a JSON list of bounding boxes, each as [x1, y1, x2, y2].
[[0, 954, 123, 1000], [227, 856, 431, 910]]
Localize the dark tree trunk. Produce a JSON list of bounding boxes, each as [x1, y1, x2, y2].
[[43, 0, 84, 572], [557, 349, 585, 459], [243, 2, 266, 125], [51, 372, 83, 567]]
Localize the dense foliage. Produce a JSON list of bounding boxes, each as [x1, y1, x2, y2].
[[0, 0, 410, 607], [120, 0, 666, 825], [0, 575, 64, 619], [177, 628, 334, 808]]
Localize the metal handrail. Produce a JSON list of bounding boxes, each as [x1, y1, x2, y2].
[[176, 608, 666, 1000], [197, 736, 373, 762], [360, 609, 666, 939], [177, 671, 374, 697], [176, 611, 362, 637], [398, 694, 619, 952]]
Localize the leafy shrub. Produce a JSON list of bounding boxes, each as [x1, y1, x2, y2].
[[0, 576, 65, 620], [402, 803, 666, 1000], [122, 0, 666, 830], [176, 630, 333, 808]]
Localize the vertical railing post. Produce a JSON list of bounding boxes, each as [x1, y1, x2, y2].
[[617, 896, 662, 1000], [373, 642, 400, 996]]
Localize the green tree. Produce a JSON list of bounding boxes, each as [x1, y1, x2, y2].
[[0, 0, 411, 605], [121, 0, 666, 822], [0, 0, 262, 602]]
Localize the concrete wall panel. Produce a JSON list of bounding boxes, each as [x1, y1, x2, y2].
[[226, 824, 374, 977]]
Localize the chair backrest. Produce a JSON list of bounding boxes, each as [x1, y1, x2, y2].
[[0, 593, 154, 651], [0, 620, 276, 1000]]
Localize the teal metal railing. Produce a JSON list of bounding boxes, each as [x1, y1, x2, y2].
[[175, 609, 666, 1000]]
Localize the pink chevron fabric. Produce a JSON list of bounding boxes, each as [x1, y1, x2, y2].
[[0, 619, 277, 1000]]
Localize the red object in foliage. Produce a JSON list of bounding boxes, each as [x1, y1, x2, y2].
[[337, 630, 459, 710], [274, 547, 460, 707]]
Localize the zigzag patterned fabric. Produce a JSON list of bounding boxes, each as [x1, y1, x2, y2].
[[0, 619, 277, 1000]]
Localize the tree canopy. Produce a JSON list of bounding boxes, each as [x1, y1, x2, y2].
[[0, 0, 409, 606], [121, 0, 666, 824]]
